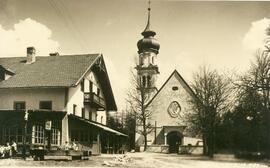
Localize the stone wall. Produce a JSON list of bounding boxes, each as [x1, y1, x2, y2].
[[146, 145, 169, 153], [179, 145, 203, 155]]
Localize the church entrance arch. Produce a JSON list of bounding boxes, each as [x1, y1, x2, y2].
[[167, 131, 182, 153]]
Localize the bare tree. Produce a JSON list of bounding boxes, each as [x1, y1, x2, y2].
[[188, 66, 231, 157], [126, 70, 153, 151], [238, 49, 270, 158]]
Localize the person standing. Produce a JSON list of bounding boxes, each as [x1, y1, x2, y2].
[[11, 141, 17, 157], [0, 145, 4, 158], [72, 141, 78, 151], [5, 142, 11, 158]]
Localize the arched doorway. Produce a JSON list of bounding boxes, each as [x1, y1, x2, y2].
[[167, 131, 182, 153]]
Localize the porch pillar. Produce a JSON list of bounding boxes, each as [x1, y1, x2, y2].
[[97, 133, 101, 154], [61, 114, 69, 145], [107, 137, 109, 154], [164, 133, 167, 145], [113, 136, 115, 154]]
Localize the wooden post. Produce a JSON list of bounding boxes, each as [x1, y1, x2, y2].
[[154, 121, 157, 144]]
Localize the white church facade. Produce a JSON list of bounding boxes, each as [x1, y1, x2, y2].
[[135, 4, 203, 154]]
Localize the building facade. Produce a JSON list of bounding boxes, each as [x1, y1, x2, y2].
[[0, 47, 126, 156], [135, 5, 203, 154]]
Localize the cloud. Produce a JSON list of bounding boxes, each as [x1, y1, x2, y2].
[[105, 20, 113, 26], [0, 18, 59, 57], [242, 18, 270, 52]]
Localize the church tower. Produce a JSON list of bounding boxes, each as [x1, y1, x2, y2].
[[136, 1, 160, 94]]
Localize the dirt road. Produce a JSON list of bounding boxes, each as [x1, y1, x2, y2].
[[0, 152, 269, 168]]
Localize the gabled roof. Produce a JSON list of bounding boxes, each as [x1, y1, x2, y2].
[[0, 54, 117, 111], [0, 54, 100, 88], [146, 69, 197, 107]]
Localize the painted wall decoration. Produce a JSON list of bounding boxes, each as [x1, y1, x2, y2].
[[167, 101, 181, 118]]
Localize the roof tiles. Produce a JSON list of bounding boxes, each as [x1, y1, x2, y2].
[[0, 54, 100, 88]]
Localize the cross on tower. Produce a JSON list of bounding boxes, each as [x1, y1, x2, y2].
[[136, 0, 160, 95]]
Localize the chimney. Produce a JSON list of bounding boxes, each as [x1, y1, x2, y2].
[[26, 47, 36, 64]]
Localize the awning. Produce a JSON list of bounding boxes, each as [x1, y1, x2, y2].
[[68, 114, 128, 137], [28, 110, 67, 120]]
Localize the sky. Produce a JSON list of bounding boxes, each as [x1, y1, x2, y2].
[[1, 0, 270, 111]]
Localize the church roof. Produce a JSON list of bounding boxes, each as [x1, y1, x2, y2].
[[146, 70, 197, 107]]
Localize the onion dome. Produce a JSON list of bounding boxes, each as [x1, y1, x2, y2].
[[137, 4, 160, 54]]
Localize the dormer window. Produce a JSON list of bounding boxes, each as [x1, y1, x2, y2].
[[0, 65, 15, 81]]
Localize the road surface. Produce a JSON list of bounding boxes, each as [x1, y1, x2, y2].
[[0, 152, 269, 168]]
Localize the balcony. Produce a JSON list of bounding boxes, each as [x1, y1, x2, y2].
[[84, 92, 105, 109]]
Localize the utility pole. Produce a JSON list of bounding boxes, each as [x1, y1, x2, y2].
[[23, 110, 29, 160]]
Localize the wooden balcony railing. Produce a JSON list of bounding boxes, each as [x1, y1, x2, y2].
[[84, 92, 105, 109]]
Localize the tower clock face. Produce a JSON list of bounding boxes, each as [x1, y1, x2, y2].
[[167, 101, 181, 118]]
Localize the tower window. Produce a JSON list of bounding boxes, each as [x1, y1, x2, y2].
[[142, 76, 146, 87], [147, 76, 151, 87], [139, 56, 143, 65], [152, 57, 154, 64]]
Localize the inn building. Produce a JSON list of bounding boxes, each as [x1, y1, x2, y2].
[[0, 48, 127, 156]]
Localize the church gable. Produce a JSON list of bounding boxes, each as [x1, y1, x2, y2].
[[148, 70, 195, 127]]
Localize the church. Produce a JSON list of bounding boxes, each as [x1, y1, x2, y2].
[[135, 4, 203, 154]]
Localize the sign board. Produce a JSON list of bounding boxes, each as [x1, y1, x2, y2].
[[45, 121, 52, 130], [24, 111, 29, 121]]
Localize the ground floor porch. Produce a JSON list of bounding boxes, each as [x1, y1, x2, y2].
[[0, 110, 127, 158]]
